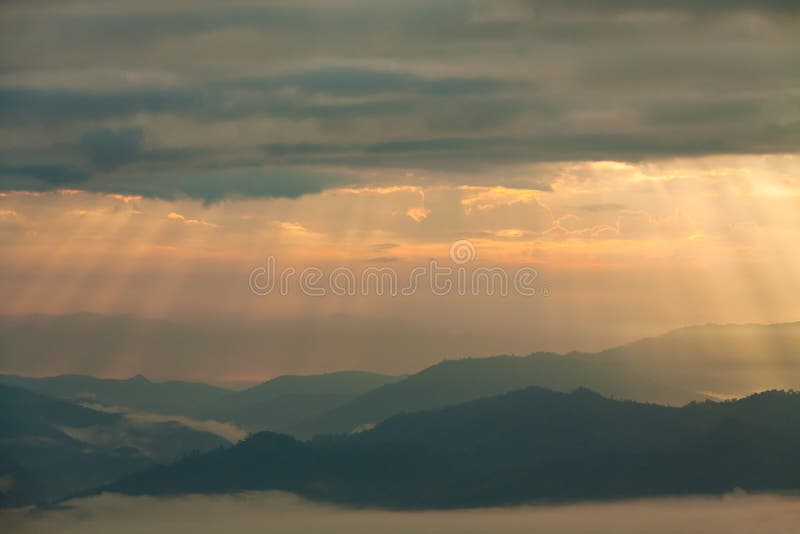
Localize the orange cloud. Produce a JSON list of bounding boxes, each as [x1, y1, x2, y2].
[[106, 194, 143, 203], [459, 186, 541, 214], [405, 206, 430, 222], [274, 221, 309, 233], [167, 212, 217, 228], [485, 228, 525, 239], [336, 186, 425, 196]]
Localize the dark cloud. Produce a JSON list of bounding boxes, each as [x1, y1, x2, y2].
[[240, 67, 525, 97], [0, 68, 529, 124], [80, 128, 144, 171], [526, 0, 800, 16], [261, 130, 780, 170], [0, 88, 195, 123], [0, 165, 355, 203], [93, 168, 356, 203], [642, 98, 765, 127], [0, 0, 797, 199], [0, 163, 89, 186]]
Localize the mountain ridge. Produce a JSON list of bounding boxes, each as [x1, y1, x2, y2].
[[99, 387, 800, 509]]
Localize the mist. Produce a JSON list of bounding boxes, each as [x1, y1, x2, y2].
[[79, 403, 248, 444], [4, 492, 800, 534]]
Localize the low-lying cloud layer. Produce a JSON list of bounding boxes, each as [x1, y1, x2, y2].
[[77, 403, 248, 444], [4, 491, 800, 533]]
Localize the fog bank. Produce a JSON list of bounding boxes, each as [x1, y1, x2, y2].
[[4, 492, 800, 534]]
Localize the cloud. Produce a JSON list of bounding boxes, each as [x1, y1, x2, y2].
[[460, 187, 543, 213], [0, 166, 356, 203], [0, 68, 526, 124], [524, 0, 800, 16], [274, 221, 309, 233], [6, 491, 800, 534], [259, 129, 792, 171], [80, 403, 248, 444], [366, 256, 399, 263], [642, 98, 764, 126], [242, 67, 524, 97], [572, 203, 627, 213], [0, 87, 194, 123], [484, 228, 526, 239], [167, 212, 216, 228], [0, 0, 797, 200], [80, 128, 144, 171], [0, 163, 89, 186], [406, 206, 430, 222]]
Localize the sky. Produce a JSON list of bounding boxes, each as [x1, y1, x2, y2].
[[1, 1, 799, 378]]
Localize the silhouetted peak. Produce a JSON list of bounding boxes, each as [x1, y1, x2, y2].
[[735, 389, 800, 404], [127, 374, 150, 383], [571, 387, 603, 399]]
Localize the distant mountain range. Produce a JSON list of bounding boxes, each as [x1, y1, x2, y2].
[[0, 371, 403, 435], [3, 318, 800, 440], [0, 373, 231, 416], [0, 384, 228, 508], [287, 353, 705, 439], [102, 387, 800, 508], [590, 322, 800, 395], [198, 371, 403, 432], [3, 316, 800, 509], [4, 313, 799, 396]]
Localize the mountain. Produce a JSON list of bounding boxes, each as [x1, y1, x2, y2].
[[0, 312, 426, 387], [593, 322, 800, 396], [0, 381, 120, 434], [4, 315, 800, 402], [0, 384, 229, 508], [0, 370, 402, 436], [288, 354, 705, 438], [198, 371, 402, 433], [101, 388, 800, 508], [289, 322, 800, 438], [4, 317, 800, 441], [0, 373, 231, 417]]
